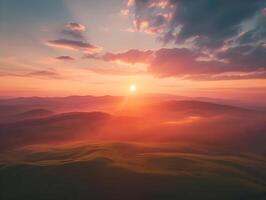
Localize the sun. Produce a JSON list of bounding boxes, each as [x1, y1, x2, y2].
[[129, 84, 137, 93]]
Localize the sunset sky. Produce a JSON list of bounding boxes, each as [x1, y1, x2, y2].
[[0, 0, 266, 101]]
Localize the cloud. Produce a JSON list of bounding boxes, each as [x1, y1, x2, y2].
[[189, 70, 266, 81], [27, 70, 62, 79], [85, 46, 266, 79], [84, 50, 150, 75], [56, 56, 75, 61], [120, 9, 130, 16], [65, 22, 86, 32], [85, 65, 146, 75], [148, 48, 222, 77], [113, 1, 266, 80], [46, 39, 100, 53], [149, 47, 266, 78], [45, 22, 101, 53], [85, 49, 152, 64], [61, 22, 86, 39], [234, 14, 266, 46], [0, 70, 62, 79], [103, 49, 152, 64], [126, 0, 266, 50], [217, 45, 266, 67], [43, 4, 266, 80]]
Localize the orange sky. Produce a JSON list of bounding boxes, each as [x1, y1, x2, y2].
[[0, 0, 265, 103]]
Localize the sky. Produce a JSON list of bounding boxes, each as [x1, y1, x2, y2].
[[0, 0, 266, 101]]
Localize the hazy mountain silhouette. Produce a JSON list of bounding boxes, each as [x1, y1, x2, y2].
[[16, 108, 53, 117], [0, 112, 110, 150]]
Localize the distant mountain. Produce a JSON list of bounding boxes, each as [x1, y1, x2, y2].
[[0, 100, 265, 153], [14, 108, 54, 118], [0, 112, 111, 150], [0, 108, 54, 123], [119, 100, 253, 118], [0, 95, 124, 114], [0, 95, 123, 107], [153, 100, 248, 113], [0, 94, 232, 111], [1, 94, 264, 117]]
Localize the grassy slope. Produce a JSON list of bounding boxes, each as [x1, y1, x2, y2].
[[1, 142, 266, 200], [0, 100, 266, 200]]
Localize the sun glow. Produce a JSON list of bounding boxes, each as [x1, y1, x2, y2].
[[129, 84, 137, 93]]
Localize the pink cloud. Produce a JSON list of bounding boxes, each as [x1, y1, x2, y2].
[[0, 70, 62, 79], [85, 49, 152, 64], [64, 22, 86, 32], [27, 70, 61, 79], [120, 9, 130, 16], [85, 47, 266, 80], [62, 23, 86, 39], [46, 39, 101, 53], [103, 49, 152, 64]]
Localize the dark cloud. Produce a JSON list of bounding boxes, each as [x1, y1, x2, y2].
[[234, 15, 266, 46], [56, 56, 75, 61], [217, 44, 266, 67], [127, 0, 266, 49], [169, 0, 263, 49], [46, 39, 100, 53]]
